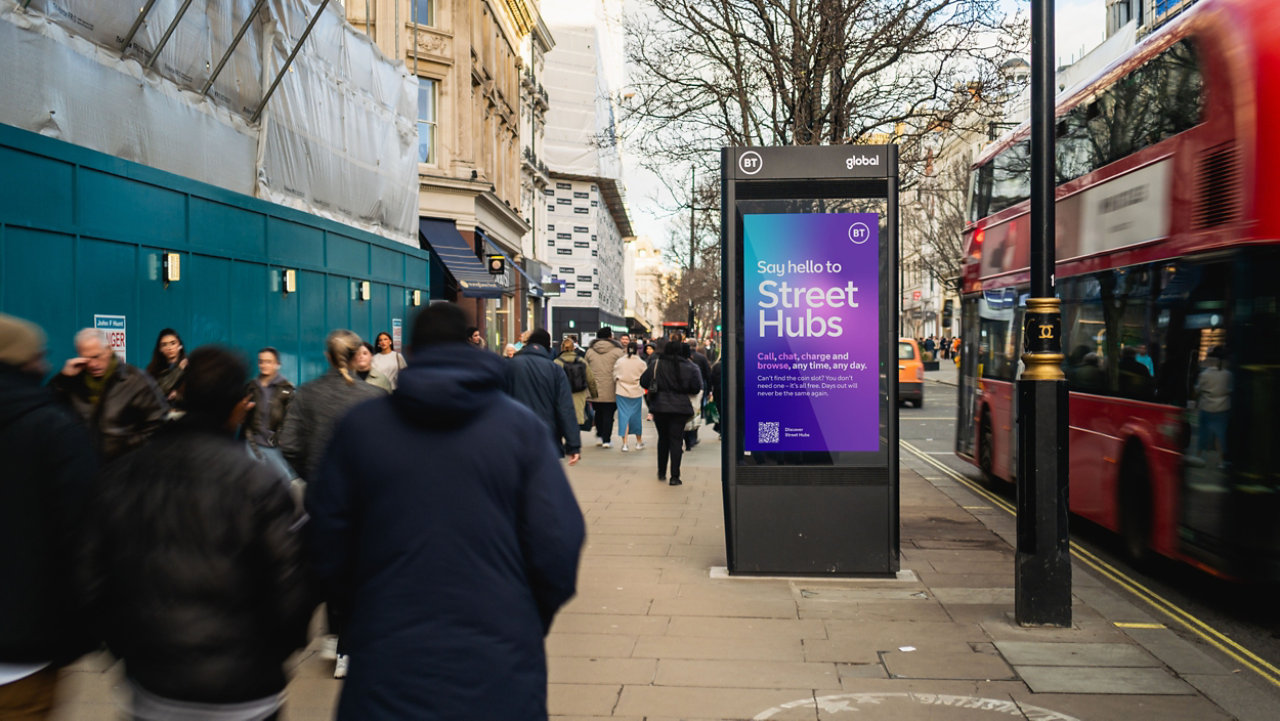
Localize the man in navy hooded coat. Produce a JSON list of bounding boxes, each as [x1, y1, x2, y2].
[[307, 302, 585, 720]]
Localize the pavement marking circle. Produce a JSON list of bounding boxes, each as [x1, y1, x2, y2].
[[752, 692, 1081, 720]]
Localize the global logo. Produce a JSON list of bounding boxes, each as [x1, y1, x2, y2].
[[848, 221, 871, 245], [739, 150, 764, 175], [845, 154, 881, 169]]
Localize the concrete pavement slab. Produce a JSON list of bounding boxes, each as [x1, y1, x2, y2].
[[547, 683, 623, 716], [613, 685, 822, 719], [663, 616, 829, 639], [880, 642, 1017, 681], [1182, 673, 1280, 721], [548, 657, 658, 685], [654, 659, 843, 690], [634, 634, 807, 662], [1016, 666, 1195, 694], [550, 613, 671, 636], [994, 640, 1162, 667], [546, 632, 639, 658]]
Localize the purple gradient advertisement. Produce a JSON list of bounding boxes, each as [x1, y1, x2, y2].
[[743, 212, 880, 452]]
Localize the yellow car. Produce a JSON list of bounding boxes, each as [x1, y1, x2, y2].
[[898, 338, 924, 408]]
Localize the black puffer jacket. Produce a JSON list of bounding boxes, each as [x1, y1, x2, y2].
[[504, 344, 582, 455], [50, 361, 168, 462], [0, 366, 97, 665], [79, 420, 312, 703], [640, 352, 703, 415]]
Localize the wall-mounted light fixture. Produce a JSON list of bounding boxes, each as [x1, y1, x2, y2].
[[163, 253, 181, 283], [358, 280, 371, 301], [282, 269, 298, 294], [411, 289, 422, 307]]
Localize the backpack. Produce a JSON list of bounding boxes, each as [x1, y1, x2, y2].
[[562, 357, 590, 392]]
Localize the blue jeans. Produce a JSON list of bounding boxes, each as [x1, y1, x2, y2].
[[1197, 409, 1228, 457]]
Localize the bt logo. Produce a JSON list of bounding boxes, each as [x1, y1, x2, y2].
[[845, 155, 880, 169], [739, 150, 763, 175]]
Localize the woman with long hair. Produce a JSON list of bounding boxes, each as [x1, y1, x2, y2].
[[278, 329, 387, 680], [146, 328, 186, 402], [639, 333, 703, 486], [370, 331, 407, 389], [613, 342, 647, 451]]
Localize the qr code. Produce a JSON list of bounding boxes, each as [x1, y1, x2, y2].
[[757, 422, 780, 444]]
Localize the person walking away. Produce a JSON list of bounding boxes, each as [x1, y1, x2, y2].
[[684, 342, 712, 450], [505, 329, 581, 465], [278, 330, 385, 678], [640, 334, 703, 485], [309, 302, 585, 720], [145, 328, 187, 405], [51, 328, 168, 463], [1195, 346, 1232, 468], [243, 347, 295, 449], [613, 342, 647, 451], [353, 342, 393, 393], [370, 332, 407, 390], [79, 346, 312, 721], [585, 326, 624, 448], [0, 314, 97, 720], [554, 337, 596, 430]]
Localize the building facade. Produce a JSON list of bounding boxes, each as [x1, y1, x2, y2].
[[349, 0, 550, 350], [539, 0, 632, 342], [542, 175, 630, 342], [623, 235, 670, 337]]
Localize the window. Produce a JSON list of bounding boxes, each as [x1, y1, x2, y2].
[[971, 40, 1202, 220], [412, 0, 433, 26], [417, 79, 437, 164]]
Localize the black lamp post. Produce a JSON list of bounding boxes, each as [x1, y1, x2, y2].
[[1015, 0, 1071, 627]]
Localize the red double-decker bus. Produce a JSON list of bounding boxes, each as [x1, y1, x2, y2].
[[956, 0, 1280, 580]]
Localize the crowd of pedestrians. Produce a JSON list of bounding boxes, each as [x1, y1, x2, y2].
[[0, 305, 587, 720]]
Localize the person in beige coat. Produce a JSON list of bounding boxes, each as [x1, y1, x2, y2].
[[554, 338, 596, 429], [584, 327, 625, 448]]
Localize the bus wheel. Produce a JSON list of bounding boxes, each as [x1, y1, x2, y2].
[[1119, 444, 1153, 566], [978, 413, 995, 482]]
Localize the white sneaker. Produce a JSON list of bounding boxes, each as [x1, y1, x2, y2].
[[318, 635, 338, 661], [334, 654, 349, 679], [596, 438, 604, 447], [636, 441, 645, 450], [602, 442, 612, 449], [621, 444, 629, 452]]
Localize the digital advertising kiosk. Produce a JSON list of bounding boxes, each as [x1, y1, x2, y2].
[[720, 145, 900, 576]]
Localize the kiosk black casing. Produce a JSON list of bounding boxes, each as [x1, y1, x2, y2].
[[720, 145, 900, 576]]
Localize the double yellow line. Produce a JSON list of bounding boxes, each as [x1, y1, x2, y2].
[[900, 439, 1280, 689]]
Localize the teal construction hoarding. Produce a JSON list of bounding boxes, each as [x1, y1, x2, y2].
[[0, 124, 429, 383]]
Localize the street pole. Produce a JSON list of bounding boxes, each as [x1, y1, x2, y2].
[[1016, 0, 1071, 626]]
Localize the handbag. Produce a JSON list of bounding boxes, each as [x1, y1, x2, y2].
[[703, 399, 720, 425], [580, 400, 595, 431]]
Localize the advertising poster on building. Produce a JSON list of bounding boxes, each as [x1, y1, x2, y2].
[[94, 314, 127, 362], [743, 213, 880, 452]]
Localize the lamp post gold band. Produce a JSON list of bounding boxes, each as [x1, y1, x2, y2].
[[1021, 296, 1065, 381]]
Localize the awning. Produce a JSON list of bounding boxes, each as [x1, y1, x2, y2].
[[419, 219, 506, 298], [480, 232, 545, 298]]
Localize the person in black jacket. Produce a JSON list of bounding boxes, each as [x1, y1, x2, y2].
[[0, 314, 97, 718], [308, 302, 584, 720], [640, 334, 703, 485], [79, 346, 311, 720], [505, 328, 581, 464], [50, 328, 169, 463]]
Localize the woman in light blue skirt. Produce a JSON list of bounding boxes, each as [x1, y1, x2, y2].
[[613, 342, 648, 451]]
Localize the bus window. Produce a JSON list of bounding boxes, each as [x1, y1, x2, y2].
[[1231, 250, 1280, 486], [1062, 275, 1108, 393], [979, 290, 1017, 381], [1115, 267, 1156, 401]]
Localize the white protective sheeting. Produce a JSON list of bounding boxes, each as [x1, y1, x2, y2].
[[1, 0, 417, 245], [0, 4, 258, 194], [256, 0, 418, 244]]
